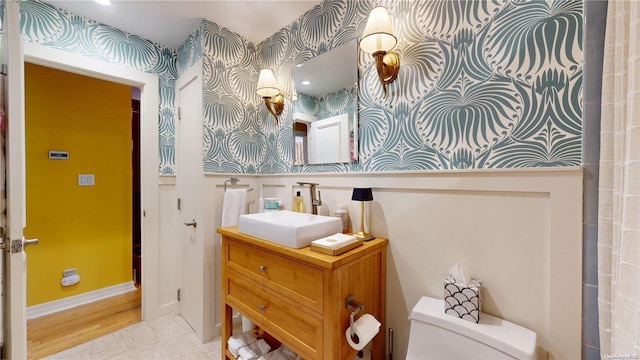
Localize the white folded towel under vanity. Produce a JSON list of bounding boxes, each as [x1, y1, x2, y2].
[[227, 330, 257, 358], [238, 338, 271, 360]]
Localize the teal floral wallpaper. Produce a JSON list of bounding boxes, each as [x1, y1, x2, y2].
[[180, 0, 583, 173], [19, 0, 583, 174], [18, 0, 178, 174], [295, 86, 358, 121]]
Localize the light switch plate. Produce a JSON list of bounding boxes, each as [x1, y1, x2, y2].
[[78, 174, 95, 186]]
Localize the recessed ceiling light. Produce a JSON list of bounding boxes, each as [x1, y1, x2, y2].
[[95, 0, 111, 6], [301, 80, 311, 85]]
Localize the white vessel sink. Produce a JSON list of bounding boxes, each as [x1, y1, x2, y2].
[[238, 210, 342, 248]]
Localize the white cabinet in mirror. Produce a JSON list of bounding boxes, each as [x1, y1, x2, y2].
[[292, 39, 358, 165]]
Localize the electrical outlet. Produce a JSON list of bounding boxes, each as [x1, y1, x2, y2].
[[78, 174, 95, 186], [63, 268, 77, 278]]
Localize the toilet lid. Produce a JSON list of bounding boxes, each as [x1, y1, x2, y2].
[[410, 297, 537, 360]]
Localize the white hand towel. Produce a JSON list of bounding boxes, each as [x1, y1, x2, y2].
[[222, 188, 247, 227], [227, 330, 257, 358], [238, 339, 271, 360]]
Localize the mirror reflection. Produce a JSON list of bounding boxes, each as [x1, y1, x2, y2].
[[292, 39, 358, 165]]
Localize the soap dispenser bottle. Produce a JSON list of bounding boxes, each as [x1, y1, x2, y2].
[[293, 191, 306, 213], [335, 203, 349, 233]]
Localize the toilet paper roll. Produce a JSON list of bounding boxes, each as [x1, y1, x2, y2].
[[345, 314, 381, 351]]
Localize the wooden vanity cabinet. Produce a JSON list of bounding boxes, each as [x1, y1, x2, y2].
[[218, 227, 387, 360]]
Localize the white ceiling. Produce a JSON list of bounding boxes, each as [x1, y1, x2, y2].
[[46, 0, 322, 48]]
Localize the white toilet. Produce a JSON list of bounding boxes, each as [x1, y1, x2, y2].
[[406, 297, 537, 359]]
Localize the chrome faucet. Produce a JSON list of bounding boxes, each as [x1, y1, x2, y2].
[[296, 182, 322, 214]]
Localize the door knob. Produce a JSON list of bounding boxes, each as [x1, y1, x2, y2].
[[24, 238, 39, 247], [184, 219, 197, 228], [10, 237, 39, 253]]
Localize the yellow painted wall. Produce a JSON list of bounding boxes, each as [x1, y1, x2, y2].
[[24, 63, 132, 306]]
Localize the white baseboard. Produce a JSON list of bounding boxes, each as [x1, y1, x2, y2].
[[27, 281, 137, 320]]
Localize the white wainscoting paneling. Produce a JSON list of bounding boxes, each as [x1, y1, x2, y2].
[[213, 168, 582, 359], [158, 177, 178, 314]]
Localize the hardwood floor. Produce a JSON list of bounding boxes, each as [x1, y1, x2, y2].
[[27, 287, 141, 360]]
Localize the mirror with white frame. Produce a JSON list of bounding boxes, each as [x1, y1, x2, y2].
[[292, 39, 358, 165]]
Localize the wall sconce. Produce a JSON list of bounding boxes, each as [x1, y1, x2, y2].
[[359, 7, 400, 97], [256, 69, 285, 124]]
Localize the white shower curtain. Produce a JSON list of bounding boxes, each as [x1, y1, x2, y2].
[[598, 0, 640, 355]]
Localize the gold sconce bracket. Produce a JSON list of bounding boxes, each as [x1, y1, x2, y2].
[[263, 93, 285, 125], [373, 51, 400, 97]]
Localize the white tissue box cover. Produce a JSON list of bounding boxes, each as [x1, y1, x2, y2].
[[444, 275, 482, 323]]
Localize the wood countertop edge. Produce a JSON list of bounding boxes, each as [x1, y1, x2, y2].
[[218, 226, 388, 269]]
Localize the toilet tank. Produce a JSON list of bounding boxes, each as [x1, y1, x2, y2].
[[406, 297, 537, 360]]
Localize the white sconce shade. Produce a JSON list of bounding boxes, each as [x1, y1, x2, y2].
[[256, 68, 285, 124], [360, 7, 397, 53], [256, 69, 281, 97]]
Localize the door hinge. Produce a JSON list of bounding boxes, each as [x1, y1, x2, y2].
[[177, 198, 181, 210], [1, 64, 7, 76], [11, 239, 23, 253], [177, 288, 181, 302], [178, 107, 181, 120]]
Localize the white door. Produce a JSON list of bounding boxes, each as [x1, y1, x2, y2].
[[2, 2, 35, 358], [175, 61, 207, 341]]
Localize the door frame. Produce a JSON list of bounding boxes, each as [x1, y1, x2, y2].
[[3, 2, 27, 357], [22, 43, 163, 321]]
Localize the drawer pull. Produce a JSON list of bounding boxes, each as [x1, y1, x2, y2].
[[259, 265, 267, 272], [259, 305, 267, 312]]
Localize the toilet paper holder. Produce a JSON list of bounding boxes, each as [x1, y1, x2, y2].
[[346, 295, 365, 343]]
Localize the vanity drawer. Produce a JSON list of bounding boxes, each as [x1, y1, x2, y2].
[[227, 274, 323, 360], [227, 239, 323, 313]]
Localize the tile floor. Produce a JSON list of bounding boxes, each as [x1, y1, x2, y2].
[[43, 313, 222, 359]]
